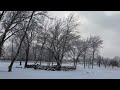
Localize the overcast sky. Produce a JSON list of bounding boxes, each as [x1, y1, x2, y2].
[[48, 11, 120, 58]]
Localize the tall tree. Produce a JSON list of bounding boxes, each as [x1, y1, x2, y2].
[[89, 36, 103, 68], [8, 11, 35, 72], [24, 19, 38, 68], [45, 13, 80, 70]]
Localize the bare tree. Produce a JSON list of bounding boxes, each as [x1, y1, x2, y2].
[[89, 35, 103, 68], [23, 19, 38, 68], [73, 38, 91, 68], [83, 50, 87, 68], [103, 58, 109, 68], [8, 11, 35, 72], [8, 11, 50, 71], [0, 11, 31, 58], [32, 14, 53, 65], [97, 55, 102, 68], [36, 21, 50, 65], [44, 13, 81, 70]]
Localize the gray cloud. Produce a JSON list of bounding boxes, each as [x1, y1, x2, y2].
[[79, 11, 120, 31], [78, 11, 120, 58]]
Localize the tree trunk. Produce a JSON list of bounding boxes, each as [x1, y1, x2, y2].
[[11, 38, 14, 59], [24, 49, 29, 68], [92, 51, 95, 69], [75, 58, 79, 68], [99, 60, 101, 68], [0, 44, 3, 58], [73, 58, 76, 67], [52, 61, 53, 66], [8, 60, 14, 72], [40, 59, 42, 66], [34, 50, 36, 61], [20, 60, 22, 65], [87, 61, 89, 68], [24, 42, 30, 68], [0, 32, 7, 57], [56, 62, 61, 71], [73, 58, 78, 69], [83, 54, 86, 68]]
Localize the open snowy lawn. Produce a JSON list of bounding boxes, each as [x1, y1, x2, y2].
[[0, 61, 120, 79]]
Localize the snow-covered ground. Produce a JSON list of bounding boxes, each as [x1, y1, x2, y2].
[[0, 61, 120, 79]]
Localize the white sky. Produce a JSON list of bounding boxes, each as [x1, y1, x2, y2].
[[48, 11, 120, 58]]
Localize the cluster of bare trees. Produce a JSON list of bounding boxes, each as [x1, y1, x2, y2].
[[96, 56, 120, 68], [0, 11, 104, 72]]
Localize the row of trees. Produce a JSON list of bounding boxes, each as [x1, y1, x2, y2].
[[96, 56, 120, 68], [0, 11, 103, 72]]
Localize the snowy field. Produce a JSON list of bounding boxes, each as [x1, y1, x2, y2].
[[0, 61, 120, 79]]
